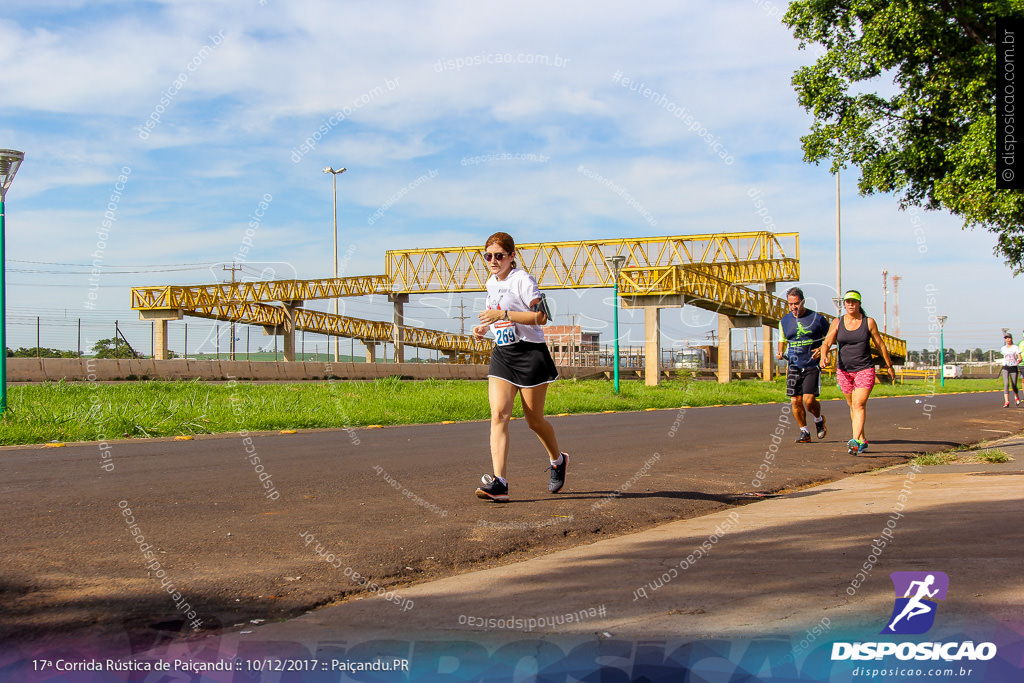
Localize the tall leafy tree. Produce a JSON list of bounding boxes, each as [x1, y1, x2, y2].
[[784, 1, 1024, 270], [91, 338, 139, 359]]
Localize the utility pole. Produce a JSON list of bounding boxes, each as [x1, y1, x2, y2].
[[454, 298, 470, 335], [882, 269, 888, 334], [891, 275, 902, 337], [835, 170, 842, 311], [565, 315, 573, 368], [223, 262, 242, 360]]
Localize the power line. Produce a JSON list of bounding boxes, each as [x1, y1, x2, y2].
[[9, 268, 215, 274], [10, 259, 222, 267]]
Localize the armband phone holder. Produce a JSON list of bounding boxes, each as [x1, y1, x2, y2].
[[530, 294, 552, 320]]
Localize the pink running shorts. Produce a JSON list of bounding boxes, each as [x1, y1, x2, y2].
[[836, 367, 876, 394]]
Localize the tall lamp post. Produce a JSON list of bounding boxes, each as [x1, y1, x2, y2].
[[936, 315, 947, 387], [832, 170, 843, 313], [0, 150, 24, 413], [322, 166, 346, 363], [605, 255, 626, 394]]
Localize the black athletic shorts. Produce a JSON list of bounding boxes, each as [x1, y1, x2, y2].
[[786, 365, 821, 397], [488, 341, 559, 388]]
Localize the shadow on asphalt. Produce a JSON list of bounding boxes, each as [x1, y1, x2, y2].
[[79, 495, 1018, 654], [496, 490, 778, 505], [287, 497, 1024, 643], [775, 488, 842, 499]]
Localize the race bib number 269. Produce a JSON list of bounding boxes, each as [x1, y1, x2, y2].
[[492, 320, 518, 346]]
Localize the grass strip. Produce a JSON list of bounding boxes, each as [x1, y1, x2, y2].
[[0, 376, 1003, 447], [912, 447, 1013, 466]]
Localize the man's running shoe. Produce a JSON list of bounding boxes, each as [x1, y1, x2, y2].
[[858, 440, 869, 454], [547, 452, 568, 493], [476, 474, 509, 502], [847, 438, 860, 455], [795, 430, 812, 444], [816, 416, 827, 440]]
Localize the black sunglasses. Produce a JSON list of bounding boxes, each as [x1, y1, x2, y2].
[[484, 252, 508, 262]]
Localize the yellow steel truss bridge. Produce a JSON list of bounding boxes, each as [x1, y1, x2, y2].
[[131, 230, 905, 375], [385, 231, 801, 292]]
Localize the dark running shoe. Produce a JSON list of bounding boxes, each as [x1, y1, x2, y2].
[[476, 474, 509, 502], [547, 452, 568, 493], [816, 416, 827, 440], [795, 430, 812, 444]]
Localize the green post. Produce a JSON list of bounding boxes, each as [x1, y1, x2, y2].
[[606, 255, 625, 395], [0, 150, 24, 413], [613, 277, 620, 394], [937, 315, 947, 388], [939, 328, 944, 388], [0, 196, 6, 411]]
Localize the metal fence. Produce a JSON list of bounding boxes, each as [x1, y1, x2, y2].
[[7, 312, 420, 362], [10, 311, 771, 369]]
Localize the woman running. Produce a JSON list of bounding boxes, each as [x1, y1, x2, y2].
[[820, 290, 895, 455], [999, 333, 1021, 407], [472, 232, 568, 502]]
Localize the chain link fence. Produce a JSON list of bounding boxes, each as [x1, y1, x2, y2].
[[9, 311, 773, 370], [6, 312, 424, 362]]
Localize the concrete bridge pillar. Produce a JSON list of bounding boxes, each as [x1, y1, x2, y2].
[[718, 314, 767, 383], [139, 309, 183, 360], [621, 294, 683, 387], [281, 300, 302, 362], [390, 293, 409, 364], [644, 307, 661, 387], [760, 283, 777, 381], [717, 315, 734, 383]]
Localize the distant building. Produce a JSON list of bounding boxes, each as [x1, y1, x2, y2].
[[546, 325, 600, 366]]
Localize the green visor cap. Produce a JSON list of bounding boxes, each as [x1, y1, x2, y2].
[[842, 291, 862, 302]]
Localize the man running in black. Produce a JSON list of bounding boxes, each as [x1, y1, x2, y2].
[[777, 287, 830, 443]]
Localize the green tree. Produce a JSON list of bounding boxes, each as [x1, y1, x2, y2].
[[91, 338, 140, 359], [784, 1, 1024, 271], [6, 347, 79, 358]]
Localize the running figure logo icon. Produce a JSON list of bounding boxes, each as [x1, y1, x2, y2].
[[881, 571, 949, 635]]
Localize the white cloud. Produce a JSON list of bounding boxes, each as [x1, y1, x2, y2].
[[0, 0, 1013, 353]]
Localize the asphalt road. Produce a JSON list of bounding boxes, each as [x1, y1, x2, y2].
[[0, 390, 1016, 647]]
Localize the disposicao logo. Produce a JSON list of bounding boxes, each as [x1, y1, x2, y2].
[[831, 571, 998, 662], [882, 571, 948, 635]]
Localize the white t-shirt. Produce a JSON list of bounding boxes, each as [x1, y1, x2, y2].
[[485, 268, 546, 344], [1001, 344, 1021, 367]]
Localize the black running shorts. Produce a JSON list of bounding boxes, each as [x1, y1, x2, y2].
[[786, 365, 821, 397], [488, 341, 559, 388]]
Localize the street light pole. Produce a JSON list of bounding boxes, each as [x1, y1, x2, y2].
[[834, 170, 842, 313], [0, 150, 25, 413], [937, 315, 947, 387], [605, 255, 626, 394], [323, 166, 346, 362]]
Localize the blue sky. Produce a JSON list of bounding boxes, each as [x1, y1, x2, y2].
[[0, 0, 1015, 357]]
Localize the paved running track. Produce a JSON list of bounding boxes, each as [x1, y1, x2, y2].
[[0, 390, 1016, 647]]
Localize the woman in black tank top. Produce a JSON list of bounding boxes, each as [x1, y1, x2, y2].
[[820, 290, 896, 455], [836, 313, 874, 372]]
